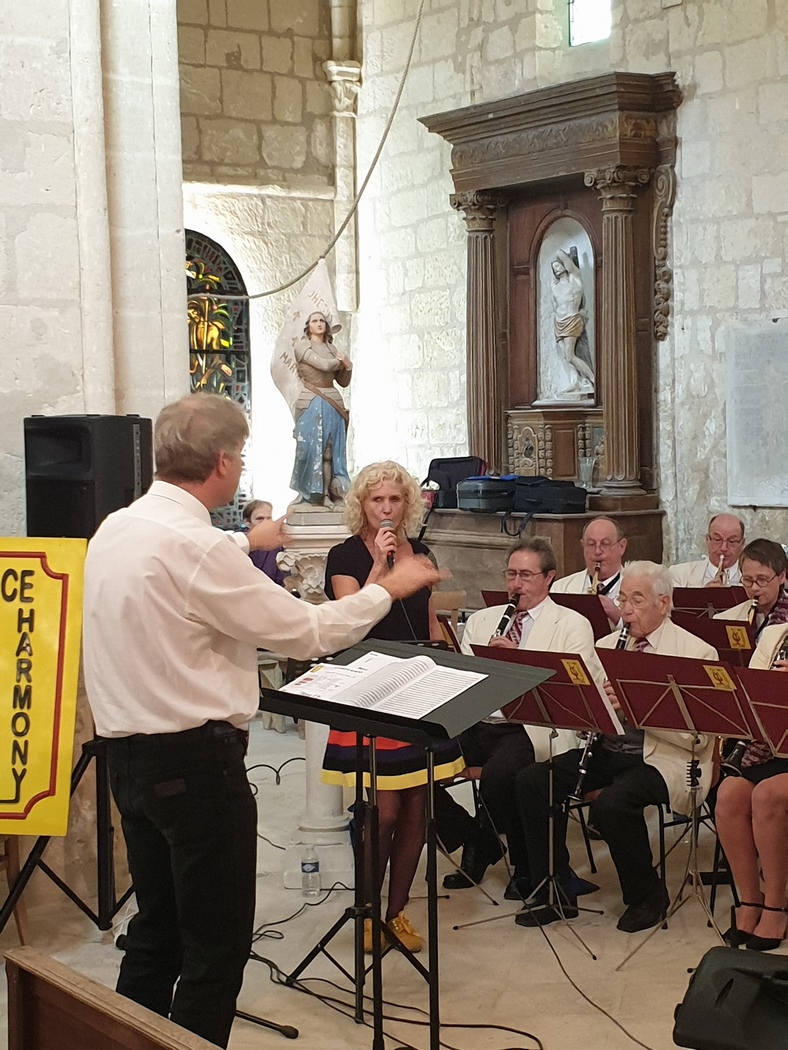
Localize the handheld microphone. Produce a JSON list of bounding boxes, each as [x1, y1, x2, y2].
[[379, 519, 395, 570], [492, 600, 518, 639]]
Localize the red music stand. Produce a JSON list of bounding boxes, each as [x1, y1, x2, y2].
[[597, 648, 755, 968], [731, 666, 788, 759], [670, 613, 756, 668], [672, 586, 747, 619], [548, 593, 616, 641], [467, 645, 621, 956]]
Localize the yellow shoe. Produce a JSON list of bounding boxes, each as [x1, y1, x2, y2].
[[363, 918, 384, 953], [387, 912, 423, 953]]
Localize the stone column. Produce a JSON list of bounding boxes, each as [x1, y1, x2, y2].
[[450, 191, 504, 472], [584, 167, 650, 496], [101, 0, 188, 418], [323, 61, 361, 312]]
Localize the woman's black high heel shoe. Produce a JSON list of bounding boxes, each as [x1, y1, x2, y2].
[[723, 901, 762, 948], [745, 905, 788, 952]]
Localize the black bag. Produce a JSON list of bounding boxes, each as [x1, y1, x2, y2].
[[673, 946, 788, 1050], [421, 456, 486, 510], [513, 476, 587, 515], [456, 475, 516, 513]]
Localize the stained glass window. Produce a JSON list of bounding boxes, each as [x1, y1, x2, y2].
[[185, 230, 252, 529], [569, 0, 611, 46]]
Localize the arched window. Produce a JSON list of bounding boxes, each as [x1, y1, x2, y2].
[[569, 0, 611, 46], [185, 230, 251, 528]]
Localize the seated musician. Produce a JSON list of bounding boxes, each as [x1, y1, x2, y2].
[[550, 515, 626, 627], [715, 623, 788, 952], [439, 537, 604, 898], [712, 538, 788, 630], [514, 561, 717, 933], [669, 513, 745, 587]]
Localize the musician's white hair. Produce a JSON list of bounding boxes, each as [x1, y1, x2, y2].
[[621, 560, 673, 600]]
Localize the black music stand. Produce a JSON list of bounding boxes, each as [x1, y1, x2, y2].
[[0, 737, 133, 935], [597, 649, 757, 969], [462, 646, 622, 956], [261, 639, 551, 1050]]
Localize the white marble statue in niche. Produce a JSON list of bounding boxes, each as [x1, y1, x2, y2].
[[536, 218, 595, 403]]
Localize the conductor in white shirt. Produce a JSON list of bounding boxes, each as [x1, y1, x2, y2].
[[82, 394, 441, 1048], [669, 513, 745, 588]]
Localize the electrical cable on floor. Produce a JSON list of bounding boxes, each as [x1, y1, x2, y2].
[[190, 0, 426, 304], [251, 883, 352, 941], [246, 756, 305, 785]]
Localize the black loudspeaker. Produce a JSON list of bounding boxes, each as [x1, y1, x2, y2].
[[673, 946, 788, 1050], [24, 414, 153, 539]]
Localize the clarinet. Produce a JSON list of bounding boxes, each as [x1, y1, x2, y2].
[[491, 600, 518, 639], [569, 623, 630, 802], [723, 633, 788, 776], [587, 560, 601, 594], [747, 597, 759, 625]]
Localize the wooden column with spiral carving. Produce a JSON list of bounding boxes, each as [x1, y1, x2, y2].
[[450, 191, 504, 472], [585, 166, 650, 496]]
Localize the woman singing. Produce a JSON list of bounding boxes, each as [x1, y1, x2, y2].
[[322, 461, 464, 952], [717, 623, 788, 951]]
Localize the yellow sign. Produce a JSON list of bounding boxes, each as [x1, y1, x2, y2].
[[704, 665, 736, 692], [562, 659, 590, 687], [0, 539, 85, 836], [725, 625, 752, 651]]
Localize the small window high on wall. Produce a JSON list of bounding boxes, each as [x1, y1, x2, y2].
[[569, 0, 611, 46]]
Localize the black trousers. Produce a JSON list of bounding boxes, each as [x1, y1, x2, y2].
[[105, 722, 257, 1049], [515, 747, 669, 906], [435, 723, 535, 871]]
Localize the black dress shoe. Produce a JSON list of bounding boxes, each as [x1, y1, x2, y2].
[[568, 871, 599, 897], [504, 875, 532, 901], [722, 901, 762, 948], [441, 831, 504, 890], [515, 897, 578, 927], [745, 905, 787, 951], [616, 887, 669, 933]]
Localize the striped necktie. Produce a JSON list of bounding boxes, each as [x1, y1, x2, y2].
[[507, 611, 528, 646], [634, 636, 650, 653]]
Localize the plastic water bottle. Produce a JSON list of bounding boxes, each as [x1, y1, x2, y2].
[[301, 845, 320, 897]]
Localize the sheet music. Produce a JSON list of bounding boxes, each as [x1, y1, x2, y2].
[[281, 651, 486, 718]]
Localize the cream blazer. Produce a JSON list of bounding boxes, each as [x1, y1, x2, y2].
[[597, 618, 718, 815], [670, 559, 709, 588], [462, 598, 604, 759], [713, 599, 752, 622], [750, 623, 788, 669]]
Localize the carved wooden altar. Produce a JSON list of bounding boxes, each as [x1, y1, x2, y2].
[[421, 72, 680, 535]]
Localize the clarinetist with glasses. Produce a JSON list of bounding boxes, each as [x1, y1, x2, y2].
[[670, 513, 745, 588], [715, 622, 788, 952], [713, 538, 788, 635], [514, 562, 717, 934], [442, 538, 605, 901]]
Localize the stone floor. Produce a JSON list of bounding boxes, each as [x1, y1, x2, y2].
[[2, 719, 782, 1050]]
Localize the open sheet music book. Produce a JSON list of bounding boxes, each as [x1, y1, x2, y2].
[[280, 650, 486, 720]]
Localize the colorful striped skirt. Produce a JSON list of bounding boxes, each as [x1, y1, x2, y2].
[[322, 731, 465, 791]]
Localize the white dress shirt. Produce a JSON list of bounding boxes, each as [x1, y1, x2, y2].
[[83, 481, 391, 737]]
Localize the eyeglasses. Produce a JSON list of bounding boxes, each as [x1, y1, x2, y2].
[[741, 573, 778, 589], [503, 569, 545, 582], [581, 539, 619, 550], [707, 535, 744, 547], [615, 594, 656, 610]]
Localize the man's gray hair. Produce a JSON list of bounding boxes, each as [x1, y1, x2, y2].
[[155, 393, 248, 483], [621, 560, 673, 600]]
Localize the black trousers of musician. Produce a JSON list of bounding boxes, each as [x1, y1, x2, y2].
[[515, 747, 669, 907], [435, 723, 535, 870], [105, 722, 257, 1049]]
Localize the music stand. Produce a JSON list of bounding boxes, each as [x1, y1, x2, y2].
[[597, 649, 758, 969], [731, 666, 788, 758], [672, 586, 747, 619], [670, 613, 756, 668], [261, 639, 551, 1050], [549, 593, 615, 641], [481, 589, 509, 607], [460, 646, 622, 956]]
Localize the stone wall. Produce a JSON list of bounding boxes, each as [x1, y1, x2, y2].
[[349, 0, 788, 560], [177, 0, 335, 189]]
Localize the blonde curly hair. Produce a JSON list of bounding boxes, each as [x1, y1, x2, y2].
[[344, 461, 424, 537]]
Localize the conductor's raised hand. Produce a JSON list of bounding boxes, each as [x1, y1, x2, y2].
[[247, 515, 287, 552], [379, 555, 446, 602]]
